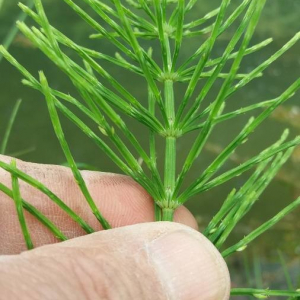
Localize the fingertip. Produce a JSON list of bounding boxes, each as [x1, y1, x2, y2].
[[27, 222, 230, 300], [147, 223, 230, 300]]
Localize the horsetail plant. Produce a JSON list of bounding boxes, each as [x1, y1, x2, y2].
[[1, 0, 300, 298]]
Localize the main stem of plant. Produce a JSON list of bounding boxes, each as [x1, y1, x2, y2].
[[162, 80, 176, 221]]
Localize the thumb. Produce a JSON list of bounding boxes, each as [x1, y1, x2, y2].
[[0, 222, 230, 300]]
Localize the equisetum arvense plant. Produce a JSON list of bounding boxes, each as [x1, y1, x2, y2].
[[0, 0, 300, 298]]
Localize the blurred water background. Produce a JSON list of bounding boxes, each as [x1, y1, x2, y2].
[[0, 0, 299, 297]]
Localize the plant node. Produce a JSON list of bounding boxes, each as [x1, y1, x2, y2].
[[158, 72, 179, 82], [156, 199, 179, 210], [162, 127, 182, 138], [163, 23, 175, 37]]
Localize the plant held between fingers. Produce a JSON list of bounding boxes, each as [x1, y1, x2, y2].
[[0, 0, 300, 298]]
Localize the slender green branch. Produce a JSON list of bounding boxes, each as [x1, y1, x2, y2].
[[228, 31, 300, 96], [175, 0, 231, 124], [177, 0, 252, 73], [182, 135, 300, 200], [182, 94, 292, 134], [214, 148, 294, 249], [231, 288, 300, 297], [0, 159, 95, 233], [172, 0, 185, 70], [136, 0, 155, 22], [179, 79, 300, 200], [112, 0, 168, 123], [222, 196, 300, 257], [148, 83, 163, 220], [179, 0, 261, 129], [39, 72, 111, 230], [0, 182, 67, 241], [183, 7, 219, 29], [174, 0, 266, 198], [205, 38, 273, 68], [18, 2, 154, 77], [0, 47, 154, 191], [27, 78, 161, 199], [10, 159, 34, 250], [153, 0, 168, 71]]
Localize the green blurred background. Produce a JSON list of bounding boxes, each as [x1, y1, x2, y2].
[[0, 0, 299, 296]]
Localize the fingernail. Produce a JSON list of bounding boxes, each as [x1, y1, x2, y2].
[[148, 229, 230, 300]]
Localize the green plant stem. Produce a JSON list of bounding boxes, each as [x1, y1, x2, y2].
[[162, 208, 174, 221], [231, 288, 300, 297], [10, 159, 33, 250], [163, 80, 176, 214]]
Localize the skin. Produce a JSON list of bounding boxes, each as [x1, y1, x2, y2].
[[0, 154, 230, 300]]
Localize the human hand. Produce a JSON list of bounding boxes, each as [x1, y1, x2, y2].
[[0, 155, 230, 300]]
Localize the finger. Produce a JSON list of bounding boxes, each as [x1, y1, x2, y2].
[[0, 222, 230, 300], [0, 155, 198, 254]]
